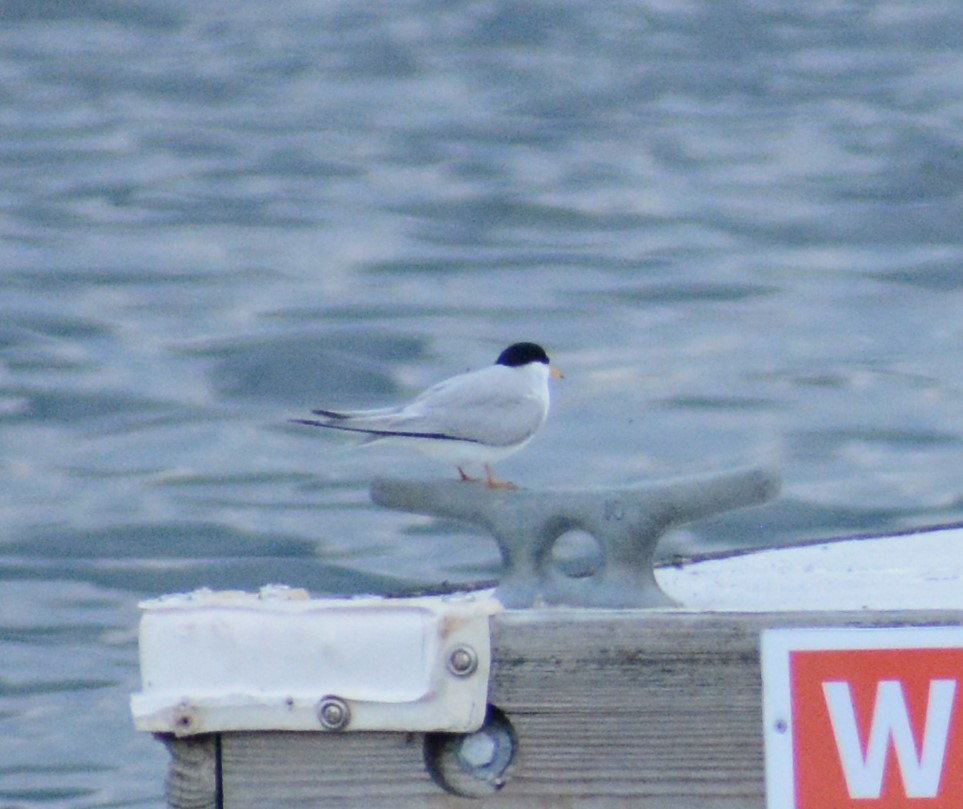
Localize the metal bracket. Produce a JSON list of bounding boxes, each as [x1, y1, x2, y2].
[[131, 587, 500, 735], [371, 467, 780, 608]]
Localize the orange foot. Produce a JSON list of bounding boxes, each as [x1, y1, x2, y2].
[[484, 465, 516, 490]]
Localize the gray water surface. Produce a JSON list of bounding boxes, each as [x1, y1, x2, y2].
[[3, 1, 963, 805]]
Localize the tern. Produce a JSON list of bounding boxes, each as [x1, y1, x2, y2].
[[292, 342, 561, 488]]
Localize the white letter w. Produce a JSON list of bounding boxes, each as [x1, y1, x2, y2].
[[822, 679, 956, 799]]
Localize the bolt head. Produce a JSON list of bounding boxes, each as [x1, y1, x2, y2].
[[460, 730, 498, 767], [447, 645, 478, 677], [424, 706, 517, 798], [317, 696, 350, 730]]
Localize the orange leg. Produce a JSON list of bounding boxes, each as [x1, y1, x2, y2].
[[457, 467, 481, 483]]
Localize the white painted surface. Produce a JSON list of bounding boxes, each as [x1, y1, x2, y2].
[[659, 525, 963, 611], [131, 586, 500, 735]]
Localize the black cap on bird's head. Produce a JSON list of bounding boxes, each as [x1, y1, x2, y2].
[[495, 342, 550, 368]]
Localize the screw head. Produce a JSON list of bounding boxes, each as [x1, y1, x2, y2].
[[316, 696, 350, 730], [447, 645, 478, 677]]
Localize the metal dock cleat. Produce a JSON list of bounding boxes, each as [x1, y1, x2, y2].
[[371, 465, 781, 608]]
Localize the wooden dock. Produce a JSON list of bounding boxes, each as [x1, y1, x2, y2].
[[133, 474, 963, 807], [159, 608, 962, 808]]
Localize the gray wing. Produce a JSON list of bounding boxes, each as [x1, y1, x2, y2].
[[295, 365, 546, 446], [394, 365, 547, 446]]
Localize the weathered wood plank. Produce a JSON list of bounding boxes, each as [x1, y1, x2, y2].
[[222, 732, 431, 807], [161, 734, 218, 809], [208, 608, 963, 807]]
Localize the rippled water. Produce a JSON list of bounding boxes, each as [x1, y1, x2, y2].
[[2, 1, 963, 804]]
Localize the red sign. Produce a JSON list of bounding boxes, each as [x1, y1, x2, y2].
[[762, 628, 963, 809]]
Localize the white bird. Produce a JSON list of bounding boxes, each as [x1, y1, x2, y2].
[[292, 342, 562, 488]]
